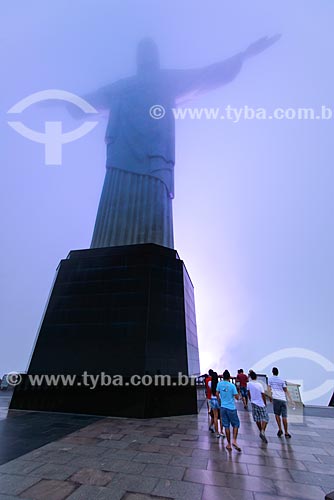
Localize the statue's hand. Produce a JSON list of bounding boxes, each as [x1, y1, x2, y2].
[[244, 34, 281, 59]]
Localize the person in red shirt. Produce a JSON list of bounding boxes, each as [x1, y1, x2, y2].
[[236, 369, 249, 409], [205, 369, 215, 431]]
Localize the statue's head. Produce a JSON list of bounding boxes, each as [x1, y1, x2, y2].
[[136, 38, 160, 73]]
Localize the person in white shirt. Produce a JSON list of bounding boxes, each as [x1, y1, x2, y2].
[[268, 367, 293, 438], [247, 371, 269, 443]]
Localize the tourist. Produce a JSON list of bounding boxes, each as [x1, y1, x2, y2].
[[247, 370, 269, 443], [268, 367, 293, 438], [236, 368, 249, 409], [208, 372, 224, 438], [216, 370, 241, 452], [205, 369, 214, 432]]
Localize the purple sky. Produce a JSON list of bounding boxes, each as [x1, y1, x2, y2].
[[1, 1, 333, 404]]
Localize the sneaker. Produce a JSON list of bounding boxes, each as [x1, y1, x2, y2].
[[285, 433, 292, 439], [260, 432, 268, 443], [277, 430, 283, 437], [209, 425, 215, 433], [216, 433, 221, 438]]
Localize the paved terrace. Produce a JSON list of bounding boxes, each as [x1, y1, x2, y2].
[[0, 392, 334, 500]]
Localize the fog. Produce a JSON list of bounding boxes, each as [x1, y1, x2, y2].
[[1, 1, 333, 404]]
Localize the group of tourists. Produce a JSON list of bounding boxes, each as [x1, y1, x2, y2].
[[204, 366, 294, 451]]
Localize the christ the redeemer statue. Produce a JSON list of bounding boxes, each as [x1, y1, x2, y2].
[[85, 36, 280, 249]]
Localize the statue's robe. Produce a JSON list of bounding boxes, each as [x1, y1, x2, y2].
[[89, 56, 243, 248]]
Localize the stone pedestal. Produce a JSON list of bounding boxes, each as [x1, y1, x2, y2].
[[10, 244, 200, 417]]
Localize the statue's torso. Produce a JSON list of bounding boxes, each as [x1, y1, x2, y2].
[[105, 73, 176, 173]]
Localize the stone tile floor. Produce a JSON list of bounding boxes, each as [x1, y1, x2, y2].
[[0, 396, 334, 499], [0, 392, 101, 466]]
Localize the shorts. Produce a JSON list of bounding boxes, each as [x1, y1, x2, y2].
[[273, 399, 288, 418], [210, 398, 220, 410], [251, 403, 269, 423], [240, 387, 248, 398], [220, 407, 240, 428]]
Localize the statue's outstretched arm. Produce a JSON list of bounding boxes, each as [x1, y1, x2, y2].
[[35, 82, 120, 118], [83, 82, 121, 111], [65, 79, 126, 119], [173, 34, 281, 102]]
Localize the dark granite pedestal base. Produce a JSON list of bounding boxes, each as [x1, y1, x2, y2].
[[10, 244, 200, 418]]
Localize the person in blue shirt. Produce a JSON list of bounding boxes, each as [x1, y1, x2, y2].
[[216, 370, 241, 451]]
